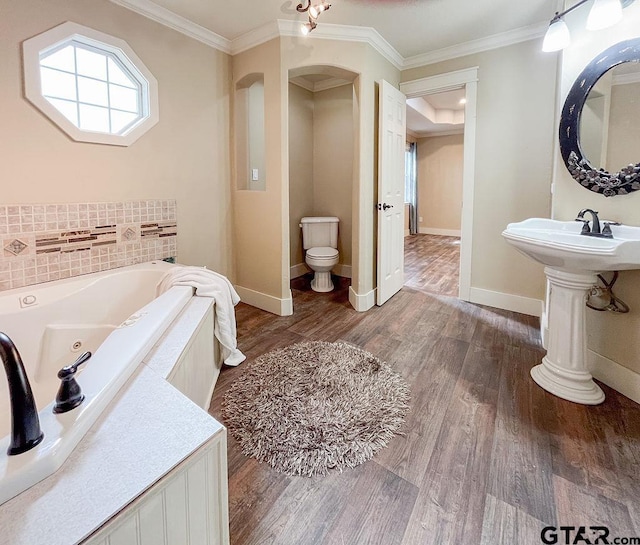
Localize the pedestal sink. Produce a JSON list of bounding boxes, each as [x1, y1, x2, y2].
[[502, 218, 640, 405]]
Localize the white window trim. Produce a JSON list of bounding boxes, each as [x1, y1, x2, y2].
[[23, 21, 159, 147]]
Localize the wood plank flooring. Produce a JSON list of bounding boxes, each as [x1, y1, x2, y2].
[[209, 247, 640, 545], [403, 234, 460, 297]]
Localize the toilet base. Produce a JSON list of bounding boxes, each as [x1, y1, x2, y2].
[[311, 271, 334, 292]]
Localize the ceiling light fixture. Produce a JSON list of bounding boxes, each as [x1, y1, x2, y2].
[[297, 1, 331, 35], [542, 0, 630, 52]]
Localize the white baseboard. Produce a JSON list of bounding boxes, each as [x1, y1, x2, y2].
[[290, 263, 352, 279], [333, 264, 352, 279], [588, 350, 640, 404], [235, 285, 293, 316], [349, 286, 375, 312], [418, 227, 461, 237], [290, 263, 309, 279], [468, 287, 543, 317]]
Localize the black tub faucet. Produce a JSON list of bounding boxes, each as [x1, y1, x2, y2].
[[575, 208, 601, 236], [0, 332, 43, 455]]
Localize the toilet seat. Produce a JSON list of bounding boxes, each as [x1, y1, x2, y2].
[[307, 247, 338, 259]]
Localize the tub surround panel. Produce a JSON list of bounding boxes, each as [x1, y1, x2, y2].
[[0, 200, 177, 291], [83, 436, 229, 545], [0, 363, 223, 545]]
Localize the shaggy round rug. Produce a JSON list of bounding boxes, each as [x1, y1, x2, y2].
[[222, 340, 410, 477]]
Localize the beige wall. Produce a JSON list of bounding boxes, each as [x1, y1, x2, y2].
[[551, 1, 640, 377], [0, 0, 233, 275], [232, 38, 284, 301], [312, 84, 354, 266], [416, 134, 463, 232], [402, 40, 558, 301], [288, 83, 314, 266]]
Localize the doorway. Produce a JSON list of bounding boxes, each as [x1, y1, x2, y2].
[[404, 88, 464, 297], [287, 66, 359, 308], [399, 67, 478, 301]]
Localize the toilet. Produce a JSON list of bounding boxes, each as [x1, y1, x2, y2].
[[300, 216, 340, 292]]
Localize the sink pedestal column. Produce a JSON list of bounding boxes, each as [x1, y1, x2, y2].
[[530, 267, 604, 405]]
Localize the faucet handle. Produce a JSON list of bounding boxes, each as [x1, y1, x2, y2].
[[53, 351, 91, 414], [575, 218, 591, 234], [602, 221, 621, 238], [57, 351, 91, 379]]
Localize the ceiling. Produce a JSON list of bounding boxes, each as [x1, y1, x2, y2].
[[406, 88, 466, 137], [140, 0, 556, 59]]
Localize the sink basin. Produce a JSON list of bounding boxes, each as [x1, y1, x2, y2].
[[502, 218, 640, 272], [502, 217, 640, 406]]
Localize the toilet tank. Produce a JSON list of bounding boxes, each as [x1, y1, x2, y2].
[[300, 217, 339, 249]]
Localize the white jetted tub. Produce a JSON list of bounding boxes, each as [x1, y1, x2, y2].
[[0, 261, 192, 505]]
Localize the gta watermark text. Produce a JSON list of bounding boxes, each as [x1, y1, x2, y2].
[[541, 526, 640, 545]]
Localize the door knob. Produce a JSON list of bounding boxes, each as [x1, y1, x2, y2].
[[377, 203, 394, 211]]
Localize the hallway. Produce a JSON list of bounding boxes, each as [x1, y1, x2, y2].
[[404, 234, 460, 297]]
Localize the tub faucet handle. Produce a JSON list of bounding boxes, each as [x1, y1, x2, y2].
[[53, 351, 91, 414]]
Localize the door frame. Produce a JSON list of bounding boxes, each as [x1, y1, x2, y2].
[[399, 67, 479, 302]]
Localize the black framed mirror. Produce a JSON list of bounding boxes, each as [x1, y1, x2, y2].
[[560, 38, 640, 196]]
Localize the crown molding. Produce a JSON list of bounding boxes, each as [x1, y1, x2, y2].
[[313, 78, 352, 92], [109, 1, 549, 71], [290, 75, 352, 93], [403, 21, 548, 69], [231, 20, 280, 55], [414, 128, 465, 138], [109, 0, 231, 53], [289, 77, 315, 92], [275, 20, 404, 70]]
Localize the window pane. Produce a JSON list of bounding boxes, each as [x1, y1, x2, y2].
[[109, 84, 139, 113], [111, 110, 139, 134], [76, 47, 107, 81], [46, 98, 78, 126], [78, 76, 108, 107], [79, 104, 110, 132], [40, 67, 77, 101], [40, 45, 75, 73], [108, 58, 136, 88]]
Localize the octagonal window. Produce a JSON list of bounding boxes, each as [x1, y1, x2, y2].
[[23, 22, 159, 146]]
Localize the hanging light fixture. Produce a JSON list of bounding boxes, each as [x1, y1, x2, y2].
[[542, 14, 571, 51], [542, 0, 628, 52], [297, 1, 331, 35], [586, 0, 623, 29]]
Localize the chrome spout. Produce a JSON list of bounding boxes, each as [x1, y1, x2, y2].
[[0, 332, 43, 455]]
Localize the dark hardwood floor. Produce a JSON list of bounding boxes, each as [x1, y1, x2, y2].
[[404, 234, 460, 297], [209, 248, 640, 545]]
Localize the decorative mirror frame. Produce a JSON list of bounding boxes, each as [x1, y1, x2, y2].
[[559, 38, 640, 197]]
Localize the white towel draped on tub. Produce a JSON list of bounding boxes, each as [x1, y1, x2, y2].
[[157, 266, 246, 366]]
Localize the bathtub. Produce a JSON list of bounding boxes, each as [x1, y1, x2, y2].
[[0, 261, 192, 506]]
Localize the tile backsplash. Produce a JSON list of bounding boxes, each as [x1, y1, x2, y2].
[[0, 200, 177, 292]]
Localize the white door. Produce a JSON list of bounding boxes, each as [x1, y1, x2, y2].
[[376, 80, 406, 306]]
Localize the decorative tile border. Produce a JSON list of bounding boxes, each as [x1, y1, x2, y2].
[[0, 200, 177, 292]]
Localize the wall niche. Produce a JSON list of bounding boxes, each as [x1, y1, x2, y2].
[[235, 74, 265, 191]]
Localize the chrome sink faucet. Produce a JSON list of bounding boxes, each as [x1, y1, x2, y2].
[[0, 332, 43, 455]]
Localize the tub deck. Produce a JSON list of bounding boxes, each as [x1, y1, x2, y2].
[[0, 291, 224, 545]]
